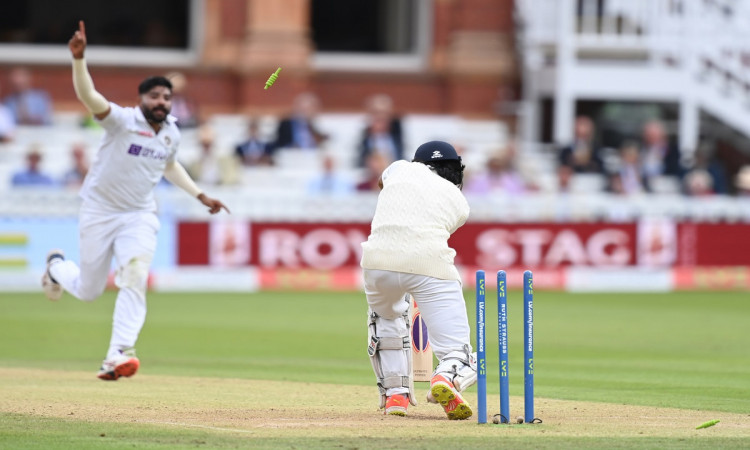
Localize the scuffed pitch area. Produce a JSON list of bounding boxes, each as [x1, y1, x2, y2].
[[1, 367, 748, 443]]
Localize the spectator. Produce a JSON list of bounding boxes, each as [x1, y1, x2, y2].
[[687, 143, 729, 195], [465, 148, 531, 195], [3, 67, 53, 125], [307, 153, 354, 195], [272, 92, 328, 150], [0, 80, 16, 143], [356, 94, 404, 167], [736, 166, 750, 197], [11, 146, 55, 187], [608, 140, 649, 195], [235, 118, 273, 166], [558, 116, 603, 173], [61, 142, 89, 188], [683, 169, 714, 196], [356, 152, 390, 191], [165, 71, 200, 128], [187, 125, 239, 186], [640, 120, 682, 178]]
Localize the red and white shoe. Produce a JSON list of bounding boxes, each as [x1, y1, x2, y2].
[[97, 348, 140, 381], [384, 393, 409, 416], [430, 374, 473, 420]]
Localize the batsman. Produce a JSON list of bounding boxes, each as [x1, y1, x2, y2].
[[361, 141, 476, 419]]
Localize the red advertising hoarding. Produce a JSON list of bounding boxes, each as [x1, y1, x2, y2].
[[177, 221, 750, 269]]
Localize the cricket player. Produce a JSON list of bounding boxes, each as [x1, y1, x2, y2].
[[41, 21, 229, 381], [362, 140, 476, 419]]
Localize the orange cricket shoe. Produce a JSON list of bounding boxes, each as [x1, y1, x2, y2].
[[430, 374, 473, 420], [384, 393, 409, 416], [97, 348, 140, 381]]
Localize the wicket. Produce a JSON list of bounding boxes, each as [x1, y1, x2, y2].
[[476, 269, 542, 425]]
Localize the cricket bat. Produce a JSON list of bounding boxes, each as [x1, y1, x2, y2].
[[408, 295, 433, 382]]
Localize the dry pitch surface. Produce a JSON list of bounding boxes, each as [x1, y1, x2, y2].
[[2, 367, 748, 448]]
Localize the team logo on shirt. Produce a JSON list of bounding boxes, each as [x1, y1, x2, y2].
[[431, 150, 443, 159]]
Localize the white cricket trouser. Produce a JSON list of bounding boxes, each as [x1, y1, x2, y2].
[[364, 269, 472, 395], [49, 207, 159, 360]]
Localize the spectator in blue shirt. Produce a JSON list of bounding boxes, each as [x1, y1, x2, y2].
[[11, 146, 55, 187], [272, 93, 328, 150], [3, 68, 53, 125]]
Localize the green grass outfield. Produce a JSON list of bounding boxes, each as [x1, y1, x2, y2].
[[1, 289, 749, 448]]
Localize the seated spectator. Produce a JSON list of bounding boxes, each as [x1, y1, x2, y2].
[[307, 154, 354, 195], [3, 68, 53, 125], [557, 164, 574, 193], [736, 166, 750, 197], [558, 116, 603, 173], [186, 125, 239, 186], [235, 118, 273, 166], [272, 92, 328, 150], [356, 152, 389, 191], [608, 140, 649, 195], [165, 71, 200, 128], [0, 80, 16, 143], [356, 94, 404, 167], [641, 119, 682, 178], [61, 142, 89, 188], [683, 169, 714, 196], [11, 146, 55, 187], [688, 143, 729, 195], [465, 148, 531, 195]]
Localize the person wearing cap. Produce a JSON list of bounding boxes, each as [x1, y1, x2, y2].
[[361, 140, 476, 420]]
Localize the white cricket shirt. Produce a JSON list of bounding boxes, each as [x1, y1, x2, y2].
[[80, 103, 180, 212], [361, 160, 470, 281]]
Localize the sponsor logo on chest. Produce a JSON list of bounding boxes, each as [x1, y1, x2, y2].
[[127, 143, 169, 161]]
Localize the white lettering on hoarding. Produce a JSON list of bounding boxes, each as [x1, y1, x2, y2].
[[258, 228, 367, 269], [476, 229, 516, 267], [476, 228, 632, 267]]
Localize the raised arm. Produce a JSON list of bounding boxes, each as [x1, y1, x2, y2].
[[68, 20, 110, 120]]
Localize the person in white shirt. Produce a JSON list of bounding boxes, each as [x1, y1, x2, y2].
[[361, 140, 476, 419], [42, 21, 229, 381]]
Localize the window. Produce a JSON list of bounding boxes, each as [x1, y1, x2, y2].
[[310, 0, 430, 72], [0, 0, 201, 66]]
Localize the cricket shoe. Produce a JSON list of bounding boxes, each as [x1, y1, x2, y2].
[[97, 348, 140, 381], [429, 374, 473, 420], [41, 249, 65, 301], [384, 394, 409, 416]]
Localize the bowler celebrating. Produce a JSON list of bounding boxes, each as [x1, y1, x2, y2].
[[42, 21, 229, 381], [362, 141, 476, 419]]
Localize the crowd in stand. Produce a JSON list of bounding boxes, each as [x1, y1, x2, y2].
[[2, 67, 750, 198]]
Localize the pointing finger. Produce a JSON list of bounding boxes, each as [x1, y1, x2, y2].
[[79, 20, 86, 37]]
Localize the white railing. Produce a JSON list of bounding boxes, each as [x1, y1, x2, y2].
[[518, 0, 749, 55], [2, 187, 749, 223]]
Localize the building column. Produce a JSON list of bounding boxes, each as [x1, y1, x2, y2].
[[238, 0, 313, 113], [553, 0, 576, 145], [440, 0, 516, 117], [678, 0, 699, 164]]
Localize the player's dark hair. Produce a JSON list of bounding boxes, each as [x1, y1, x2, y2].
[[138, 76, 173, 95], [418, 159, 466, 189]]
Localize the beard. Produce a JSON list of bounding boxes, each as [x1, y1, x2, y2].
[[142, 105, 169, 123]]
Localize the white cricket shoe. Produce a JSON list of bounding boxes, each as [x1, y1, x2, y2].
[[41, 249, 65, 301], [97, 348, 140, 381]]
